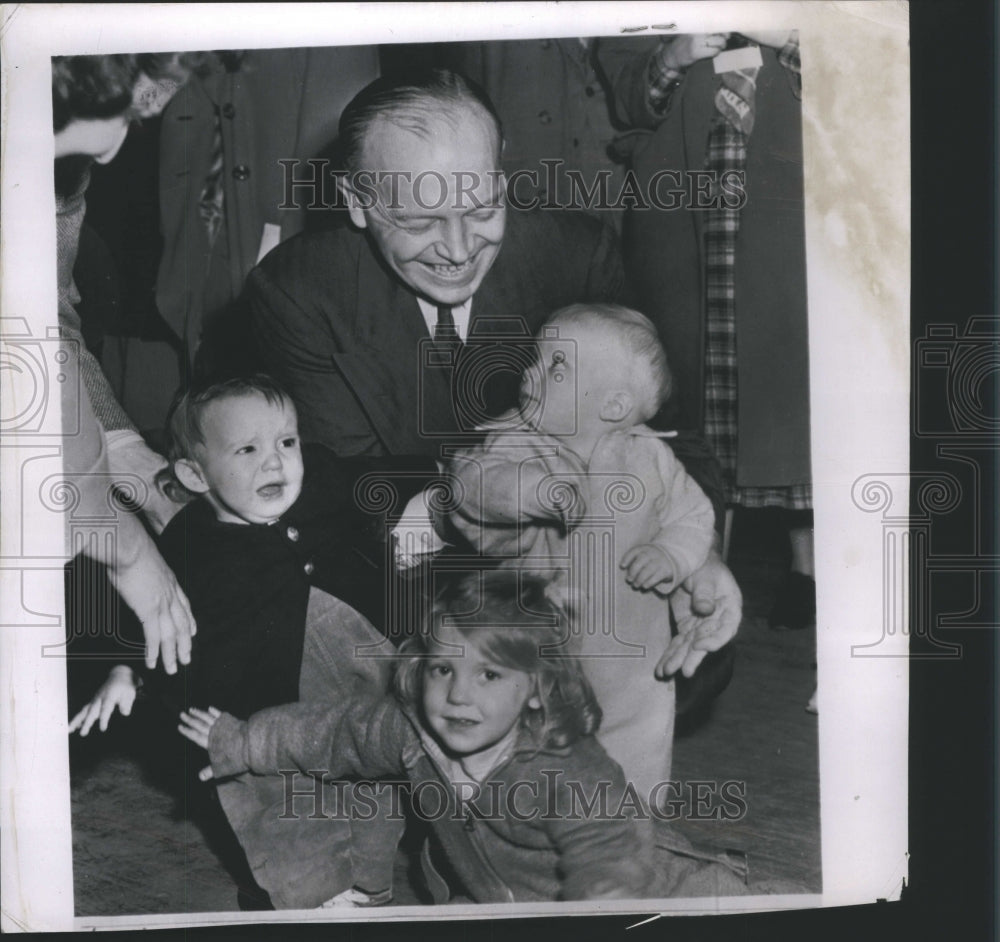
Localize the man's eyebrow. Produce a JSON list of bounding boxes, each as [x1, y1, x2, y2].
[[389, 211, 442, 223], [389, 202, 502, 221]]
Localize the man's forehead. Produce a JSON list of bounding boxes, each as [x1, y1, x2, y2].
[[360, 105, 500, 169]]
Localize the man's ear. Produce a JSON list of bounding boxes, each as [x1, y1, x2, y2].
[[173, 458, 210, 495], [336, 175, 369, 230], [599, 390, 635, 423]]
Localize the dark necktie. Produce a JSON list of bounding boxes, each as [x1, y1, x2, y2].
[[198, 107, 225, 248], [435, 304, 460, 346]]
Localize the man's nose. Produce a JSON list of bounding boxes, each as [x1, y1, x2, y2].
[[261, 448, 283, 471], [437, 217, 472, 263]]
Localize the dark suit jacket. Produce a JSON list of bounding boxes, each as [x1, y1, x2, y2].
[[244, 208, 624, 458]]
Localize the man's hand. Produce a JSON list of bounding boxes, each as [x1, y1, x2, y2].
[[657, 552, 742, 679], [178, 706, 222, 782], [109, 514, 196, 675], [621, 543, 676, 591], [392, 490, 445, 570], [657, 33, 728, 73], [735, 29, 796, 50], [68, 666, 138, 736]]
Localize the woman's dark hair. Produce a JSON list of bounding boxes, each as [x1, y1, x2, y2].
[[338, 67, 503, 173], [51, 52, 214, 131], [393, 570, 602, 750]]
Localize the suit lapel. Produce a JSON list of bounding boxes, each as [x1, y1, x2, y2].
[[333, 241, 455, 454]]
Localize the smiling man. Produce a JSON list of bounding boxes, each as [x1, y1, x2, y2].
[[244, 69, 623, 457]]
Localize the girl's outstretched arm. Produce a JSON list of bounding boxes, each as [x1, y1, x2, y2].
[[180, 695, 412, 783]]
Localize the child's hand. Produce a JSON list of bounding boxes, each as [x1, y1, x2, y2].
[[656, 33, 728, 73], [178, 706, 223, 782], [68, 666, 138, 736], [620, 544, 676, 591]]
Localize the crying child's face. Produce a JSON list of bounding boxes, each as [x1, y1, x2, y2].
[[192, 394, 304, 526]]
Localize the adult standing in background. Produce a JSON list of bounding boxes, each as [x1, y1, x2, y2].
[[447, 39, 627, 230], [599, 32, 815, 629], [158, 46, 380, 380], [104, 46, 380, 430], [53, 53, 197, 674]]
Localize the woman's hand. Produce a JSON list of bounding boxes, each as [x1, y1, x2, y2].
[[178, 706, 223, 782], [109, 514, 196, 675], [68, 666, 138, 736]]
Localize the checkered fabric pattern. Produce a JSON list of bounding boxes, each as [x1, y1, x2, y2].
[[646, 45, 686, 115], [702, 37, 810, 510]]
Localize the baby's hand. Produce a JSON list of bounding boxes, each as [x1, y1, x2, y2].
[[178, 706, 223, 782], [68, 666, 138, 736], [657, 33, 728, 72], [620, 544, 676, 591]]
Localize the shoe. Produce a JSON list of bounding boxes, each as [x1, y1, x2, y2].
[[321, 886, 393, 908], [768, 572, 816, 630]]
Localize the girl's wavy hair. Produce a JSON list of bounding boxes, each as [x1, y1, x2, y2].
[[393, 570, 602, 751]]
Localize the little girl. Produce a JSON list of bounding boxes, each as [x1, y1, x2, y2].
[[180, 570, 707, 903]]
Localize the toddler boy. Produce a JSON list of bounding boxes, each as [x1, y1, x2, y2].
[[71, 374, 435, 908]]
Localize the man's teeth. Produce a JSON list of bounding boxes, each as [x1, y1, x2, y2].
[[429, 259, 474, 275]]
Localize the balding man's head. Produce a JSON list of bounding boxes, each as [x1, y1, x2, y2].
[[337, 69, 508, 307], [339, 68, 503, 174]]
